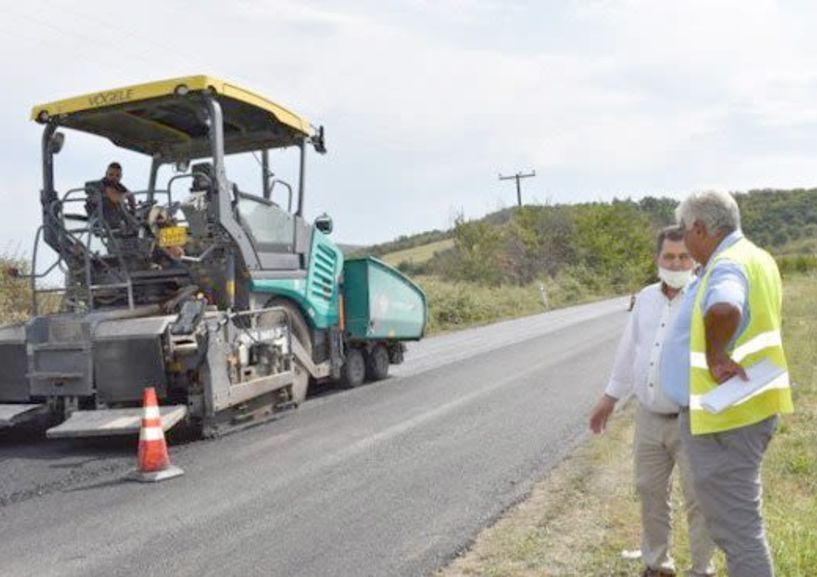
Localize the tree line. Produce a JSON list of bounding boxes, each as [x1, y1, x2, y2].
[[393, 188, 817, 290]]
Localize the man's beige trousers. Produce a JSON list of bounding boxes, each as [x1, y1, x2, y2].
[[634, 405, 716, 576]]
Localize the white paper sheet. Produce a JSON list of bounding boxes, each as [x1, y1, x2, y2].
[[699, 358, 787, 414]]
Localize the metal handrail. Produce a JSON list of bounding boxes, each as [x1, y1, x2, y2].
[[167, 173, 208, 199], [31, 178, 193, 313], [269, 179, 294, 213], [42, 191, 135, 312]]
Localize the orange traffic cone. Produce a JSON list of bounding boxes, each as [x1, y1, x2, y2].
[[128, 387, 184, 483]]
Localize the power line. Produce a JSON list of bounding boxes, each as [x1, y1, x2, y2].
[[0, 6, 177, 73], [0, 17, 126, 76], [57, 6, 212, 71]]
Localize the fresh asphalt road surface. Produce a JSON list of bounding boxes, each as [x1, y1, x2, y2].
[[0, 298, 628, 577]]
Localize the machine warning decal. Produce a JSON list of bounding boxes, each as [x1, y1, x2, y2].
[[158, 226, 188, 248]]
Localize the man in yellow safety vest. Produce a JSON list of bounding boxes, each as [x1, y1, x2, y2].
[[660, 190, 793, 577]]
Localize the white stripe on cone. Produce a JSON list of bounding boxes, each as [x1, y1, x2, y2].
[[144, 405, 161, 419], [140, 426, 165, 442]]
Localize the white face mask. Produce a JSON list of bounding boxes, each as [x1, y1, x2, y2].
[[658, 267, 692, 289]]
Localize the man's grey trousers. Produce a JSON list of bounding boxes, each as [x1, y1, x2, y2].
[[679, 412, 779, 577]]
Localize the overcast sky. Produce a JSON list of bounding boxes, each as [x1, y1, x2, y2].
[[2, 0, 817, 254]]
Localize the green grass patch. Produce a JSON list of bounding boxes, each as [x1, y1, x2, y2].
[[380, 238, 454, 267]]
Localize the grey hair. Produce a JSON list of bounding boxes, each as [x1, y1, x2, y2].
[[675, 190, 741, 235]]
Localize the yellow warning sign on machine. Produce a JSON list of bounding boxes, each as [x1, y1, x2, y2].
[[158, 226, 188, 248]]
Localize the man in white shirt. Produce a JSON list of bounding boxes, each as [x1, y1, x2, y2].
[[589, 226, 716, 577]]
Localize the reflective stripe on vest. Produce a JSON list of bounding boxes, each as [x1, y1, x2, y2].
[[689, 329, 783, 369], [688, 237, 793, 435]]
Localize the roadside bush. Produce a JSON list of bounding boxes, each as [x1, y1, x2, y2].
[[440, 201, 655, 290], [777, 254, 817, 277], [396, 259, 430, 276], [0, 256, 33, 324], [418, 272, 620, 334], [448, 216, 506, 286]]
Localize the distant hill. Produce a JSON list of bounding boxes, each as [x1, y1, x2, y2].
[[348, 229, 453, 260], [337, 243, 366, 255], [365, 188, 817, 287], [378, 239, 454, 267], [736, 188, 817, 249]]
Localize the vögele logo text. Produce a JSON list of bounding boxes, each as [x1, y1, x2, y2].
[[87, 89, 134, 107]]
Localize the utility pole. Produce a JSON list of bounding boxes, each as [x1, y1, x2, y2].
[[498, 170, 536, 207]]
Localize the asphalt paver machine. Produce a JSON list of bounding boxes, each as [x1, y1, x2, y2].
[[0, 76, 427, 438]]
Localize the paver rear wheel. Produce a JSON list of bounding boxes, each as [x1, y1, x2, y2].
[[339, 348, 365, 389], [365, 344, 390, 381]]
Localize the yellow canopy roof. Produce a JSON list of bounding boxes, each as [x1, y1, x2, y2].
[[30, 75, 314, 160]]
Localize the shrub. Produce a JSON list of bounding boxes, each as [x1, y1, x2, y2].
[[0, 257, 33, 324]]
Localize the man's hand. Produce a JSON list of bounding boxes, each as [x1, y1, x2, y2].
[[707, 352, 748, 384], [589, 394, 617, 434], [704, 303, 747, 385], [165, 245, 185, 260]]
